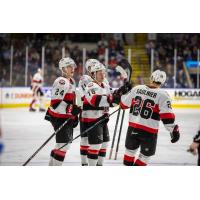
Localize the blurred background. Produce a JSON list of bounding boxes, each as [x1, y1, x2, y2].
[[0, 33, 199, 89]]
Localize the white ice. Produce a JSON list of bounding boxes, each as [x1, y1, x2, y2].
[[0, 107, 199, 166]]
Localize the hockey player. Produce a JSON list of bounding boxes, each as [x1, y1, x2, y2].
[[120, 70, 180, 166], [29, 68, 46, 112], [82, 62, 131, 166], [46, 57, 80, 166], [78, 58, 100, 166], [188, 125, 200, 166]]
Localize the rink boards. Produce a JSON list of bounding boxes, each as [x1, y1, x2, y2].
[[0, 87, 200, 108]]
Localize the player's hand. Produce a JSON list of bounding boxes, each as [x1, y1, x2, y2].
[[117, 82, 132, 95], [170, 124, 180, 143], [188, 142, 199, 155], [71, 105, 81, 116]]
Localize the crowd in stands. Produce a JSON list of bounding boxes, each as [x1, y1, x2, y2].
[[1, 33, 200, 89], [0, 34, 125, 87], [145, 33, 200, 88]]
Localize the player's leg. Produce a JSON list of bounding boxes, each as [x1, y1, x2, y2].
[[29, 88, 37, 111], [87, 124, 103, 166], [97, 123, 110, 166], [123, 127, 140, 166], [134, 133, 157, 166], [49, 118, 73, 166], [37, 88, 45, 112], [80, 121, 89, 166]]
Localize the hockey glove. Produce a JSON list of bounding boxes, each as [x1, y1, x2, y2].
[[116, 81, 132, 95], [107, 93, 121, 105], [66, 105, 81, 116], [170, 125, 180, 143], [71, 105, 81, 116]]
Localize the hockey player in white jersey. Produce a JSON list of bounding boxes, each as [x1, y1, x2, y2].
[[29, 68, 45, 112], [45, 57, 81, 166], [82, 62, 131, 166], [78, 59, 100, 166], [120, 70, 180, 166]]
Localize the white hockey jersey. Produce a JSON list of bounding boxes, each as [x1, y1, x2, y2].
[[120, 85, 176, 134], [47, 77, 76, 119], [32, 72, 43, 89], [81, 81, 112, 123]]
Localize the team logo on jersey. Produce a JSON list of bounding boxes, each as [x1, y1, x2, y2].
[[88, 82, 93, 87], [59, 79, 65, 85]]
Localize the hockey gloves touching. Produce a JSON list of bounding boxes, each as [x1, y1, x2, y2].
[[117, 81, 132, 95], [170, 124, 180, 143]]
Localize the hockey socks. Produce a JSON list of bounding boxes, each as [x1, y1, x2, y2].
[[80, 145, 89, 165], [87, 144, 101, 166]]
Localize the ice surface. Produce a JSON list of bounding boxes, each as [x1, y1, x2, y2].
[[0, 107, 199, 166]]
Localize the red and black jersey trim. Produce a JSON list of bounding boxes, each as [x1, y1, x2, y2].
[[120, 101, 129, 109], [160, 113, 175, 124], [129, 122, 158, 134], [90, 95, 102, 107], [33, 79, 42, 83], [63, 93, 75, 104], [50, 99, 62, 109], [83, 97, 105, 110], [83, 104, 105, 111]]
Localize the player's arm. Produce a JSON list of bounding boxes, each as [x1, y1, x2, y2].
[[159, 92, 180, 143], [119, 87, 134, 109], [78, 77, 87, 99]]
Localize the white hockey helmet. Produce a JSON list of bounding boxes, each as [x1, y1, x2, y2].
[[90, 62, 106, 73], [85, 59, 100, 72], [59, 57, 76, 71], [150, 70, 166, 85]]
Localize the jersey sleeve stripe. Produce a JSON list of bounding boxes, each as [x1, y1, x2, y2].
[[120, 101, 129, 109], [160, 113, 175, 119]]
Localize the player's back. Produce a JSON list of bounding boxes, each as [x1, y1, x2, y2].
[[121, 84, 172, 134]]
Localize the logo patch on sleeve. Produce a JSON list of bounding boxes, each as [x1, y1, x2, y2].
[[88, 82, 93, 87], [59, 79, 65, 85]]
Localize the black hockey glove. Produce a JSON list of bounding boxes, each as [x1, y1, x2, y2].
[[116, 81, 132, 95], [71, 105, 81, 116], [107, 93, 121, 105], [170, 125, 180, 143]]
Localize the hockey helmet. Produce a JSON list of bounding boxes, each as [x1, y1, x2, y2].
[[90, 62, 106, 73], [59, 57, 76, 70], [85, 59, 100, 72], [150, 70, 166, 85]]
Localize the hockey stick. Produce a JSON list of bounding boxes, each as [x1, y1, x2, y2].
[[114, 59, 133, 160], [108, 64, 129, 159], [114, 109, 125, 160], [108, 108, 121, 159], [22, 118, 71, 166], [58, 108, 121, 151]]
